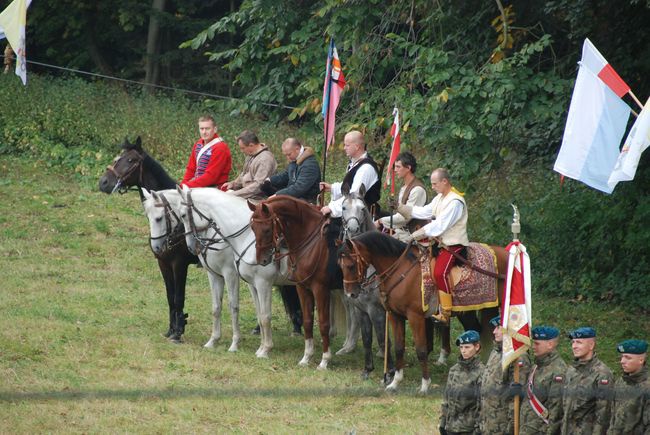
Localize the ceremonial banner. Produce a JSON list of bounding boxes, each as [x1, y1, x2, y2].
[[321, 39, 346, 153], [0, 0, 30, 85], [501, 240, 532, 371], [384, 107, 401, 193], [553, 38, 631, 193], [608, 98, 650, 190]]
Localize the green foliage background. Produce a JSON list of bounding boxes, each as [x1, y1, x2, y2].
[[1, 0, 649, 308]]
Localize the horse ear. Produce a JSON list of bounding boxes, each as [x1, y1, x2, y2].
[[261, 203, 271, 216], [134, 136, 142, 150], [357, 183, 366, 198], [176, 184, 184, 196], [142, 188, 151, 200], [341, 182, 351, 196], [151, 190, 160, 201], [247, 200, 257, 212]]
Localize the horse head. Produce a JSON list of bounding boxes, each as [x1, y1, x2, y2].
[[341, 184, 373, 238], [99, 136, 146, 194], [177, 185, 208, 257], [248, 200, 277, 266], [337, 238, 370, 299], [142, 187, 182, 256]]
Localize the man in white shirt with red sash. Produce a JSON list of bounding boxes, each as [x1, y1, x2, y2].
[[181, 115, 232, 189], [396, 168, 468, 324]]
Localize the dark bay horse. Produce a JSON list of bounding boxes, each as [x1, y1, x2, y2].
[[98, 137, 198, 342], [249, 195, 347, 369], [338, 232, 507, 392]]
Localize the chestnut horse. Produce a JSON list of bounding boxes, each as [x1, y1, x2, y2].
[[338, 231, 507, 393], [249, 196, 347, 369]]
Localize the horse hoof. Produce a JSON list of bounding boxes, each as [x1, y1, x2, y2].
[[203, 339, 217, 348], [385, 384, 398, 393], [317, 362, 328, 370], [298, 359, 309, 367], [162, 328, 173, 338], [335, 346, 355, 356], [168, 336, 182, 344], [228, 344, 238, 352]]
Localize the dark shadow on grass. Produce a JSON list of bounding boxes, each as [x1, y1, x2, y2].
[[0, 386, 445, 402]]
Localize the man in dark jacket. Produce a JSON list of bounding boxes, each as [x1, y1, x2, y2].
[[263, 137, 321, 203]]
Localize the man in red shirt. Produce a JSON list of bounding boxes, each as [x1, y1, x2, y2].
[[181, 115, 232, 188]]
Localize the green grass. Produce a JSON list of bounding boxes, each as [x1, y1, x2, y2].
[[0, 156, 648, 433]]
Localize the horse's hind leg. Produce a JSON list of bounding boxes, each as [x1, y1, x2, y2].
[[253, 279, 274, 358], [169, 258, 190, 343], [435, 322, 451, 366], [204, 271, 225, 349], [336, 292, 360, 355], [359, 308, 374, 379], [408, 313, 431, 394]]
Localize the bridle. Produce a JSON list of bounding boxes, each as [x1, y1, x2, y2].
[[148, 192, 186, 255], [251, 206, 328, 284], [341, 239, 420, 302], [182, 190, 253, 271], [105, 149, 145, 194]]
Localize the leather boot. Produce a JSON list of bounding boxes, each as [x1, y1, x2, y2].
[[431, 291, 452, 324]]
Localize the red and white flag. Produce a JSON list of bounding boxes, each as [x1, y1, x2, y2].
[[501, 240, 532, 370], [322, 39, 346, 154], [384, 107, 401, 193]]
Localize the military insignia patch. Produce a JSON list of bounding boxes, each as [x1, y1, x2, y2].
[[599, 379, 609, 385], [554, 376, 563, 383]]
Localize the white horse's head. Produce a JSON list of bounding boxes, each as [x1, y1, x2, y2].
[[341, 183, 374, 238], [177, 185, 205, 256], [142, 188, 183, 255]]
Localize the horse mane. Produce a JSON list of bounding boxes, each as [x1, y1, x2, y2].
[[142, 154, 177, 190], [352, 231, 411, 258]]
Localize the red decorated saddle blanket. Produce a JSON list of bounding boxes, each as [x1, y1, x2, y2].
[[420, 242, 499, 313]]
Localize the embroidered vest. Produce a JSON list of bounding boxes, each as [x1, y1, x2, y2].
[[430, 190, 469, 246]]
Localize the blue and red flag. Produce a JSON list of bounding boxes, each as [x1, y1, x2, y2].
[[322, 39, 346, 154]]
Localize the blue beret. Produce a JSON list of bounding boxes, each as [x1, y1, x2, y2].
[[456, 330, 480, 346], [568, 327, 596, 339], [489, 315, 501, 328], [617, 339, 648, 354], [532, 326, 559, 340]]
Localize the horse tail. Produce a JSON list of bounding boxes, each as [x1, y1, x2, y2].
[[329, 289, 347, 338]]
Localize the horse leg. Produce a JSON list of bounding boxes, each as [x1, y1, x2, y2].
[[336, 292, 360, 355], [254, 279, 274, 358], [386, 315, 406, 391], [358, 308, 374, 380], [296, 285, 315, 367], [169, 257, 190, 343], [157, 258, 176, 339], [315, 286, 332, 370], [203, 270, 225, 349], [224, 268, 241, 352], [408, 313, 431, 394], [435, 322, 451, 366]]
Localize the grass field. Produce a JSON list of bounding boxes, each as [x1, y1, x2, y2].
[[1, 156, 648, 433]]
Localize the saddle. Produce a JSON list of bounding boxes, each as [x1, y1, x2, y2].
[[420, 242, 499, 313]]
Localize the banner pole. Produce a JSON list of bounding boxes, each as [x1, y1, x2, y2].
[[514, 363, 520, 435]]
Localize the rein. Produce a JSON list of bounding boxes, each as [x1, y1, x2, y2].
[[431, 237, 506, 280], [252, 208, 329, 284], [183, 190, 253, 269]]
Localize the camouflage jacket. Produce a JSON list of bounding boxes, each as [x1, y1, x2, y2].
[[520, 350, 568, 435], [440, 354, 484, 434], [606, 365, 650, 435], [479, 342, 531, 435], [561, 355, 613, 435]]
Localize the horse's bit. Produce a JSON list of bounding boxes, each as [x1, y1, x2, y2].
[[105, 150, 145, 194]]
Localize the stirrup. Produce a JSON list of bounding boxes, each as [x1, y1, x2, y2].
[[431, 311, 450, 324]]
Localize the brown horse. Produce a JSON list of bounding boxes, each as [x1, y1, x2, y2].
[[338, 231, 508, 393], [249, 195, 345, 369]]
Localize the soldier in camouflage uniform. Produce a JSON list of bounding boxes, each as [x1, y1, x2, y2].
[[479, 315, 531, 435], [607, 339, 649, 434], [440, 330, 484, 435], [561, 327, 613, 435], [520, 325, 568, 435]]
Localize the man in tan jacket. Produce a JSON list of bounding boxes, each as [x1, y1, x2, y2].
[[223, 130, 277, 202]]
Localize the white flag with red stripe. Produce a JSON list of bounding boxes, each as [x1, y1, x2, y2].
[[501, 240, 532, 370], [384, 107, 401, 194]]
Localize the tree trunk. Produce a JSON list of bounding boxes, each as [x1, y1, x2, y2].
[[144, 0, 166, 90]]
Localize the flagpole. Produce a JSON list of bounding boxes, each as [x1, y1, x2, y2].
[[511, 203, 521, 435], [629, 91, 645, 111]]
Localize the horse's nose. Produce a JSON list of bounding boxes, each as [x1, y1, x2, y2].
[[98, 176, 109, 192]]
